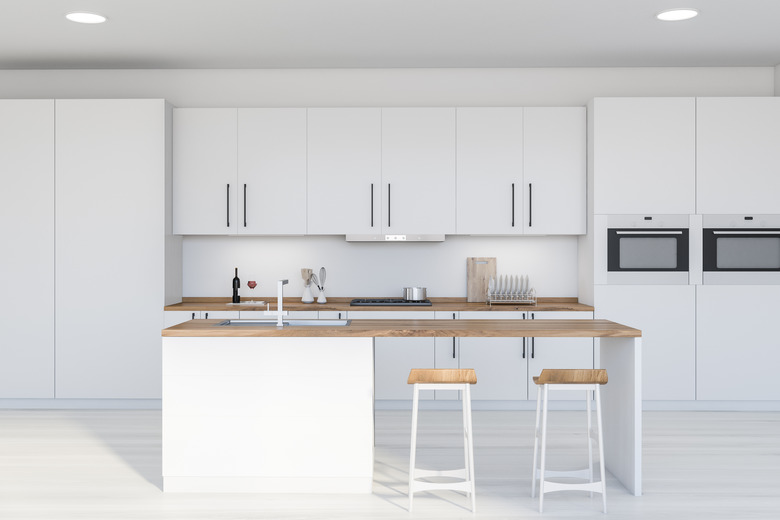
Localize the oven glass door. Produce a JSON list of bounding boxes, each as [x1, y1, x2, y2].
[[703, 229, 780, 271], [607, 229, 689, 272]]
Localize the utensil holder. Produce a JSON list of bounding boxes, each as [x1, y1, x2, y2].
[[302, 284, 314, 303], [317, 288, 327, 304]]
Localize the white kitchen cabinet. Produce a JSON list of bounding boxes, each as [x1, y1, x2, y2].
[[456, 107, 585, 235], [527, 311, 594, 401], [307, 108, 382, 235], [173, 108, 237, 234], [55, 99, 172, 399], [164, 311, 201, 328], [237, 109, 307, 234], [591, 98, 696, 215], [594, 285, 695, 401], [456, 107, 524, 235], [381, 108, 457, 235], [433, 311, 460, 400], [523, 107, 586, 235], [0, 100, 55, 398], [350, 311, 435, 401], [459, 312, 528, 401], [696, 285, 780, 400], [696, 97, 780, 214]]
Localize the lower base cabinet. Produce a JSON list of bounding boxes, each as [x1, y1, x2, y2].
[[696, 285, 780, 400]]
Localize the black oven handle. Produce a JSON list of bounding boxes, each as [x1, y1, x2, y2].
[[614, 230, 684, 235], [711, 230, 780, 235]]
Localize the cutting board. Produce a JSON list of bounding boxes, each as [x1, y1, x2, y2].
[[467, 257, 496, 302]]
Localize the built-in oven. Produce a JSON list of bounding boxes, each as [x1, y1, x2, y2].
[[702, 215, 780, 284], [603, 215, 690, 284]]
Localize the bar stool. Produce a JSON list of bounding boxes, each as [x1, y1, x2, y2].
[[531, 369, 608, 513], [408, 368, 477, 513]]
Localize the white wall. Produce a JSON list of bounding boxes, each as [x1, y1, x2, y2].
[[183, 235, 577, 298], [2, 66, 773, 301]]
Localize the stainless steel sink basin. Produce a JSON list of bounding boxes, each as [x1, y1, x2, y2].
[[217, 319, 351, 327]]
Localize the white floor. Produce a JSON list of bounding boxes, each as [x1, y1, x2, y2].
[[0, 409, 778, 519]]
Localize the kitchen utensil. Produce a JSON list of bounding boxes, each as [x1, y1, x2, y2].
[[466, 257, 496, 303], [301, 268, 312, 284], [319, 267, 326, 288], [402, 287, 427, 301], [311, 273, 320, 290]]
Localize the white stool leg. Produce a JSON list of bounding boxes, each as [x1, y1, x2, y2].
[[465, 384, 476, 513], [531, 382, 542, 498], [539, 384, 549, 513], [409, 383, 420, 512], [587, 388, 594, 497], [595, 384, 607, 513]]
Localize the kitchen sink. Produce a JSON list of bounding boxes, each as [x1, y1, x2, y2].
[[217, 319, 351, 327]]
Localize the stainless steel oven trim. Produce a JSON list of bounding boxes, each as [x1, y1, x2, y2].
[[607, 228, 690, 272]]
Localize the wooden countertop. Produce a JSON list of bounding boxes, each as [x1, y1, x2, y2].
[[164, 297, 594, 313], [162, 319, 640, 338]]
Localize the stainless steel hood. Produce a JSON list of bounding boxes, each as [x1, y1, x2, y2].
[[345, 234, 445, 242]]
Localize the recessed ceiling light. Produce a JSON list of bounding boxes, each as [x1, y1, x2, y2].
[[657, 8, 699, 21], [65, 12, 107, 24]]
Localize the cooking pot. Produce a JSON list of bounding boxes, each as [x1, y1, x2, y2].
[[402, 286, 427, 301]]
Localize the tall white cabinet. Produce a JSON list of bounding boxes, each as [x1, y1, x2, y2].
[[55, 99, 175, 399], [0, 100, 55, 398]]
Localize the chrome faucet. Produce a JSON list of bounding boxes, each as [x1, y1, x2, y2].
[[265, 279, 289, 326]]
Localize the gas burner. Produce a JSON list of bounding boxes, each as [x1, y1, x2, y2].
[[350, 298, 432, 306]]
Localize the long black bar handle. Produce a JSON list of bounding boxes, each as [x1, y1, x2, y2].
[[226, 184, 230, 227], [243, 184, 247, 227], [452, 313, 456, 358], [531, 337, 535, 359], [370, 184, 374, 227], [528, 182, 533, 228], [522, 337, 526, 359], [387, 183, 391, 227], [511, 183, 515, 227]]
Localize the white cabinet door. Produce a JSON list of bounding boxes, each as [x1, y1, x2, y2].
[[0, 100, 55, 398], [164, 311, 200, 327], [173, 108, 237, 234], [55, 99, 167, 399], [696, 97, 780, 214], [350, 311, 435, 401], [433, 311, 460, 400], [458, 312, 528, 401], [307, 108, 382, 235], [697, 285, 780, 400], [592, 98, 696, 215], [456, 107, 523, 235], [381, 108, 456, 235], [238, 109, 306, 235], [528, 311, 594, 401], [595, 286, 695, 401], [524, 107, 586, 235]]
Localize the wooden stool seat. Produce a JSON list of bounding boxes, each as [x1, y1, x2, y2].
[[532, 368, 608, 386], [407, 368, 478, 385]]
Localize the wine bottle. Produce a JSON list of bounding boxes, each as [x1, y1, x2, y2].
[[232, 267, 240, 303]]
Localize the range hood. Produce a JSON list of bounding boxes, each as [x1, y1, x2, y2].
[[345, 234, 445, 242]]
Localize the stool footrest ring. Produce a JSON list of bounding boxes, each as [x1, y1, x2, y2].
[[413, 468, 468, 479], [542, 480, 604, 494]]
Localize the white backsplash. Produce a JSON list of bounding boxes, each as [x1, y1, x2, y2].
[[182, 235, 579, 299]]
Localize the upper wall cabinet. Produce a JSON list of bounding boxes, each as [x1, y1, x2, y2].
[[307, 108, 382, 235], [591, 98, 696, 215], [696, 97, 780, 215], [457, 107, 585, 235], [381, 108, 457, 235], [173, 108, 307, 235]]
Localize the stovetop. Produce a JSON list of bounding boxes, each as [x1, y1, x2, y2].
[[350, 298, 432, 306]]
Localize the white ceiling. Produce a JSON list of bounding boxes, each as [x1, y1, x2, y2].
[[3, 0, 780, 69]]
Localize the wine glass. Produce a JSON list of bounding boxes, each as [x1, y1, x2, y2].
[[247, 281, 257, 290]]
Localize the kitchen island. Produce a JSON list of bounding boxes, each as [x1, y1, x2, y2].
[[162, 319, 642, 495]]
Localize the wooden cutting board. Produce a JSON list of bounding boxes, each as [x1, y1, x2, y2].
[[467, 257, 496, 302]]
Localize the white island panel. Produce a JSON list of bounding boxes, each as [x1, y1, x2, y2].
[[162, 336, 374, 493]]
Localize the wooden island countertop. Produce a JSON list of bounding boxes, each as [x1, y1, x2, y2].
[[162, 318, 640, 338]]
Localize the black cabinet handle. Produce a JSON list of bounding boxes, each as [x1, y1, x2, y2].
[[522, 337, 526, 359], [387, 183, 391, 227], [528, 183, 533, 227], [370, 184, 374, 227], [338, 312, 342, 319], [226, 184, 230, 227], [511, 183, 515, 227], [452, 337, 456, 358], [205, 312, 209, 320], [191, 312, 196, 320], [531, 337, 535, 359], [243, 184, 247, 227]]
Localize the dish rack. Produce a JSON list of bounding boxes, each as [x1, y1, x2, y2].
[[486, 275, 537, 306]]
